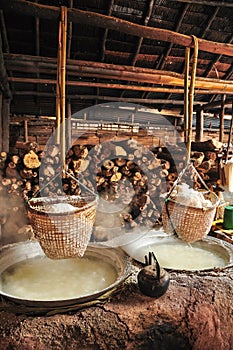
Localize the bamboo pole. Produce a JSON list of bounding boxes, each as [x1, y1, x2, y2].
[[0, 93, 2, 152], [55, 20, 62, 144], [219, 94, 226, 142], [186, 36, 198, 164], [5, 53, 233, 86], [8, 76, 233, 95], [60, 6, 67, 165], [225, 100, 233, 161], [184, 47, 190, 144]]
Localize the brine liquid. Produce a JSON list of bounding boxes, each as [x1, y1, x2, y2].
[[137, 243, 226, 270], [1, 256, 117, 300]]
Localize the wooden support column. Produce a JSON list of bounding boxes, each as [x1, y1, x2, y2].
[[60, 6, 67, 164], [184, 47, 190, 144], [0, 92, 2, 151], [2, 98, 10, 152], [186, 36, 198, 164], [67, 99, 72, 149], [195, 109, 204, 141], [219, 94, 226, 142]]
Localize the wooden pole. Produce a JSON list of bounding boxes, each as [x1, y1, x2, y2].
[[7, 72, 233, 95], [55, 21, 62, 144], [60, 6, 67, 165], [225, 100, 233, 161], [184, 47, 190, 144], [2, 98, 10, 153], [4, 53, 233, 93], [0, 93, 2, 152], [195, 109, 204, 142], [219, 94, 226, 142], [67, 99, 72, 149], [24, 119, 28, 142], [186, 36, 198, 164]]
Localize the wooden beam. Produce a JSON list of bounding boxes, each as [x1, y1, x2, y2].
[[8, 75, 233, 94], [201, 97, 233, 111], [5, 54, 233, 92], [12, 91, 207, 106], [130, 0, 155, 67], [172, 0, 233, 8], [99, 0, 114, 62], [1, 0, 233, 56]]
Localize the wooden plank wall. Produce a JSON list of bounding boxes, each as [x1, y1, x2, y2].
[[9, 115, 230, 155]]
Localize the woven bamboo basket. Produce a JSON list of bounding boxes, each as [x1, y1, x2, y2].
[[161, 163, 219, 243], [28, 194, 98, 259], [162, 191, 219, 243]]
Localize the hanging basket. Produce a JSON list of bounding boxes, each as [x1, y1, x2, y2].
[[161, 163, 219, 243], [28, 194, 98, 259]]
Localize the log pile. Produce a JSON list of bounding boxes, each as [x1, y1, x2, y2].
[[0, 138, 223, 245], [151, 138, 223, 192]]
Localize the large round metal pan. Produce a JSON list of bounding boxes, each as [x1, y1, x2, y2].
[[122, 230, 233, 272], [0, 240, 131, 307]]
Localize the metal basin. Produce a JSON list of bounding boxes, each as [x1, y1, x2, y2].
[[0, 240, 131, 307], [122, 230, 233, 272]]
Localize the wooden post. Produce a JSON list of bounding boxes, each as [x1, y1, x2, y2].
[[186, 36, 198, 165], [195, 109, 204, 142], [60, 6, 67, 164], [0, 92, 2, 152], [67, 99, 72, 149], [225, 99, 233, 161], [2, 98, 10, 153], [55, 20, 62, 144], [184, 47, 190, 144], [219, 94, 226, 143], [24, 119, 28, 143]]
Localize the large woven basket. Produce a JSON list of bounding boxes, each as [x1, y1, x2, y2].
[[28, 194, 98, 259], [162, 191, 219, 243], [161, 163, 219, 243]]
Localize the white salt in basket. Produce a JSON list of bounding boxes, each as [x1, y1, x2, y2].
[[28, 194, 98, 259], [162, 163, 219, 243]]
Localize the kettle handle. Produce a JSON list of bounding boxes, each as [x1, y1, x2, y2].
[[145, 252, 161, 280]]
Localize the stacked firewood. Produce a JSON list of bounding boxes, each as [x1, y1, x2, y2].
[[0, 138, 223, 244], [151, 139, 223, 192], [78, 140, 162, 230]]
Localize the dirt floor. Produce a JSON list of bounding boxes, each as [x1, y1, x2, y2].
[[0, 261, 233, 350]]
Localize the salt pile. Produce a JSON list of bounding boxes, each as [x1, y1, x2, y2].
[[44, 202, 77, 213], [163, 183, 213, 209]]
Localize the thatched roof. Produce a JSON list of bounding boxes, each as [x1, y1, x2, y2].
[[1, 0, 233, 119]]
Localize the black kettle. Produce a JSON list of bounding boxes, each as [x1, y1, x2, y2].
[[137, 251, 170, 298]]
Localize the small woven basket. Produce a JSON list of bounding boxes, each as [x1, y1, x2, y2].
[[162, 192, 218, 243], [161, 163, 219, 243], [28, 194, 98, 259]]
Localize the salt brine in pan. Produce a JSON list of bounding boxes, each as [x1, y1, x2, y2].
[[1, 255, 117, 301], [135, 242, 226, 271]]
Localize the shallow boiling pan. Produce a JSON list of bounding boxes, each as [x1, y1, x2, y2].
[[0, 240, 132, 308], [122, 230, 233, 272]]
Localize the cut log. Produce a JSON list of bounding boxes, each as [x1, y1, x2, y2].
[[23, 150, 41, 169], [191, 139, 223, 152]]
